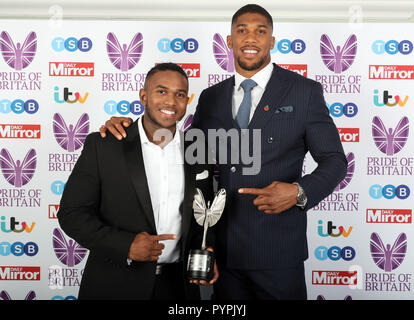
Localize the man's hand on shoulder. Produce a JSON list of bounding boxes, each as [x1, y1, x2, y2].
[[99, 116, 133, 140]]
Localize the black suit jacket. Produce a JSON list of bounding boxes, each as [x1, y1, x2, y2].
[[191, 63, 347, 269], [57, 120, 213, 300]]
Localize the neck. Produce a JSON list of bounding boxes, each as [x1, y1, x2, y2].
[[235, 60, 271, 78]]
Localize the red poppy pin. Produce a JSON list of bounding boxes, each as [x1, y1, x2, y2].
[[264, 105, 269, 111]]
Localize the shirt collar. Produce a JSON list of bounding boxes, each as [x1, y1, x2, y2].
[[234, 62, 274, 92], [138, 115, 181, 147]]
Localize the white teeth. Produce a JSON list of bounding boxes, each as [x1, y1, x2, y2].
[[244, 50, 258, 54], [161, 109, 175, 115]]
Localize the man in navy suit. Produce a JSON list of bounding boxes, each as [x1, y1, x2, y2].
[[100, 4, 347, 300]]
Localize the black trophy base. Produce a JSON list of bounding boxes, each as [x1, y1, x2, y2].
[[187, 249, 215, 281]]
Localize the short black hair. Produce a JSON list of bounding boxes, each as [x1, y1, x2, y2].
[[231, 4, 273, 29], [145, 62, 188, 88]]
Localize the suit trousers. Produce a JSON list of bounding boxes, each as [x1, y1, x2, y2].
[[214, 262, 307, 300], [151, 262, 186, 300]]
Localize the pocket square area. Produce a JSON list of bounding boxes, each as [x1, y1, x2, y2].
[[275, 105, 294, 113], [196, 170, 209, 180]]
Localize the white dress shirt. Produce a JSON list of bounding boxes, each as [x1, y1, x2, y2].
[[137, 116, 184, 263], [232, 62, 274, 122]]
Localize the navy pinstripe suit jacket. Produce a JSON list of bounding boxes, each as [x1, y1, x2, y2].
[[191, 63, 347, 270]]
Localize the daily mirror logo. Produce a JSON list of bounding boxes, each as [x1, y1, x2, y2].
[[0, 124, 41, 139], [366, 209, 412, 224], [49, 62, 94, 77], [369, 65, 414, 80]]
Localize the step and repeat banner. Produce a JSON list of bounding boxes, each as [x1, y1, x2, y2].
[[0, 19, 413, 300]]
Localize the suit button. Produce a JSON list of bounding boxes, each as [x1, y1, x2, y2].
[[268, 137, 274, 143], [230, 166, 236, 173]]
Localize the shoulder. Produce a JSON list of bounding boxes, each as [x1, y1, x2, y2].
[[200, 76, 234, 96], [83, 131, 124, 151]]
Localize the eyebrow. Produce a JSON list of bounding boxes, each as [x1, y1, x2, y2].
[[155, 85, 187, 93], [235, 23, 269, 29]]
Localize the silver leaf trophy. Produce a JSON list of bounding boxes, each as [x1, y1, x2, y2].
[[187, 188, 226, 281]]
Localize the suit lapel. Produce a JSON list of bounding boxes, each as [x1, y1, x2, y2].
[[248, 63, 295, 129], [219, 76, 239, 129], [181, 142, 195, 248], [123, 120, 157, 233]]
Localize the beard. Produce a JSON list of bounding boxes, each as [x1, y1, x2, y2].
[[236, 54, 270, 71]]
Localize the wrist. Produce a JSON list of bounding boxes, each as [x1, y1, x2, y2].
[[292, 182, 307, 209]]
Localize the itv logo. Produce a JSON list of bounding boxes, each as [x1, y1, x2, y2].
[[373, 90, 409, 107]]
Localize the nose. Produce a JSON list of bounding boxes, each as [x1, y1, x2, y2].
[[244, 30, 257, 44], [164, 92, 176, 106]]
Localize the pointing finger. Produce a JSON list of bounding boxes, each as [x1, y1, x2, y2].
[[238, 188, 266, 196], [152, 234, 177, 241]]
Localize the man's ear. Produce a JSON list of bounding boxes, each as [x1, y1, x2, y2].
[[226, 35, 233, 50], [139, 88, 147, 106]]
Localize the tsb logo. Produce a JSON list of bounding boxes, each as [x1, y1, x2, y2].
[[0, 242, 39, 256], [369, 184, 410, 200], [372, 40, 413, 55], [51, 180, 65, 195], [51, 37, 93, 52], [271, 39, 306, 54], [157, 38, 198, 53], [104, 100, 144, 115], [314, 246, 356, 261], [327, 102, 358, 118], [0, 99, 39, 114]]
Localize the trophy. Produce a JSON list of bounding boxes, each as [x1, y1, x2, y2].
[[187, 188, 226, 281]]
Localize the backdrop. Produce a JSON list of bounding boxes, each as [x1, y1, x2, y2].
[[0, 19, 413, 300]]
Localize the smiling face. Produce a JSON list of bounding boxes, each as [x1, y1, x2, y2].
[[140, 69, 188, 142], [227, 12, 275, 78]]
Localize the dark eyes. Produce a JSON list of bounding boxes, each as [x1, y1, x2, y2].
[[157, 90, 186, 98], [237, 28, 266, 35]]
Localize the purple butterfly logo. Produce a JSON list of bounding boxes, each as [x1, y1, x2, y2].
[[334, 152, 354, 191], [372, 116, 409, 156], [213, 33, 234, 72], [106, 32, 143, 72], [370, 232, 407, 272], [52, 228, 88, 267], [53, 113, 89, 152], [0, 290, 36, 300], [0, 148, 36, 187], [320, 34, 357, 74], [180, 114, 194, 132], [0, 31, 37, 70]]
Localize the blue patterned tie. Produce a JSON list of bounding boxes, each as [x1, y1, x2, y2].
[[236, 79, 257, 129]]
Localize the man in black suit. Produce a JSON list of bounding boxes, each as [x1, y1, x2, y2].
[[57, 63, 217, 300], [100, 5, 347, 300]]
